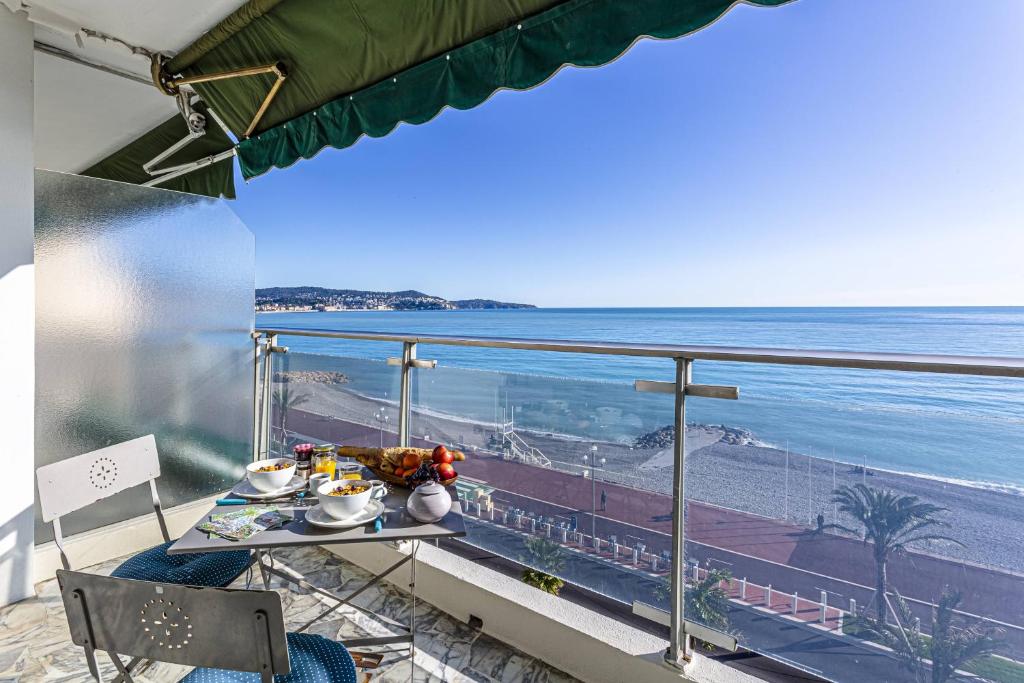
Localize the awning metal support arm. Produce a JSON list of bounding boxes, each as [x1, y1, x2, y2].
[[156, 60, 289, 139], [142, 129, 206, 176], [141, 149, 236, 188]]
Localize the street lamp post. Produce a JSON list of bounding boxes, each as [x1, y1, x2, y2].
[[583, 445, 605, 547], [375, 409, 390, 448]]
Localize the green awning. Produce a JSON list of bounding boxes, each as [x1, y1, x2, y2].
[[82, 102, 235, 199], [100, 0, 791, 192], [230, 0, 791, 179], [169, 0, 562, 142]]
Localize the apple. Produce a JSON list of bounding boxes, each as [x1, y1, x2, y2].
[[432, 445, 453, 465], [436, 463, 456, 480]]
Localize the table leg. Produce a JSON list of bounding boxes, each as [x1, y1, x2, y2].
[[109, 657, 142, 683], [253, 543, 424, 667], [410, 539, 419, 683], [286, 554, 413, 634], [257, 550, 272, 589]]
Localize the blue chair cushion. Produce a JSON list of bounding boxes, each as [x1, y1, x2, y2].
[[110, 541, 250, 587], [181, 632, 358, 682]]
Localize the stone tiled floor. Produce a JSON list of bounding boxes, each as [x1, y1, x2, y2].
[[0, 547, 578, 682]]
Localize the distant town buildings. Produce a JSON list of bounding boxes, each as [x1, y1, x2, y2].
[[255, 287, 534, 312]]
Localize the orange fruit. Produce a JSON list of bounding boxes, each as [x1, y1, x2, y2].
[[402, 451, 420, 469]]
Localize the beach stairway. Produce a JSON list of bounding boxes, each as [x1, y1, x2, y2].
[[499, 421, 552, 468]]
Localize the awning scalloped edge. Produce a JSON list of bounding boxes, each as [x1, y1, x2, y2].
[[236, 0, 791, 180]]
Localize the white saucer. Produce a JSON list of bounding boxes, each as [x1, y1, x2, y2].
[[305, 499, 385, 529], [230, 475, 307, 500]]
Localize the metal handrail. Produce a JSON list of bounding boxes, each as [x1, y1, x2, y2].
[[252, 324, 1024, 665], [255, 327, 1024, 377]]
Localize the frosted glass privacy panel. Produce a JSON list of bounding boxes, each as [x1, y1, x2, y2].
[[34, 171, 254, 541]]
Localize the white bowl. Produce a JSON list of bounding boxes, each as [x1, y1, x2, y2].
[[246, 458, 296, 493], [318, 479, 385, 520]]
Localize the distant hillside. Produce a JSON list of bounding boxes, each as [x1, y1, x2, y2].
[[256, 287, 534, 312]]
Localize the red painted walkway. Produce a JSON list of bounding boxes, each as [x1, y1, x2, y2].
[[289, 409, 1024, 641]]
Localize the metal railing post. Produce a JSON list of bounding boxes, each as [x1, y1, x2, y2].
[[257, 333, 284, 459], [252, 332, 263, 462], [265, 334, 279, 457], [668, 357, 692, 667], [398, 341, 415, 447]]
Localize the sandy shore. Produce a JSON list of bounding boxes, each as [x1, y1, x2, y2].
[[278, 382, 1024, 573]]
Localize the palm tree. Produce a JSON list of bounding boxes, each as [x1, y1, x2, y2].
[[272, 387, 308, 451], [687, 567, 732, 632], [519, 537, 566, 595], [829, 484, 961, 623], [856, 589, 1002, 683], [650, 563, 734, 650]]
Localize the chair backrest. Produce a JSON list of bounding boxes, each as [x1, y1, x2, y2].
[[58, 569, 290, 681], [38, 435, 169, 571], [37, 434, 162, 522]]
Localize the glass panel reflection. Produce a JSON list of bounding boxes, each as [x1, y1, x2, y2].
[[34, 171, 254, 541]]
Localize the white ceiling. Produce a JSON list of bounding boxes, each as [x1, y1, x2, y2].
[[33, 51, 173, 173], [11, 0, 246, 172]]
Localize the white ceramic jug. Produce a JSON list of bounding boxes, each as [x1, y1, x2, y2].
[[406, 481, 452, 523]]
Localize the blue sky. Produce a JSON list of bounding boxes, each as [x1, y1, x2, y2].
[[231, 0, 1024, 308]]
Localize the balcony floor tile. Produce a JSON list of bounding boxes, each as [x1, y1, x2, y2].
[[1, 546, 578, 682]]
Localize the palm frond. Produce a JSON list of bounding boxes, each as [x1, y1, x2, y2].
[[830, 484, 956, 557], [858, 589, 1003, 683], [686, 566, 732, 631], [520, 536, 566, 574]]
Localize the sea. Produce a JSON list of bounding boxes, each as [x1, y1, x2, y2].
[[257, 307, 1024, 494]]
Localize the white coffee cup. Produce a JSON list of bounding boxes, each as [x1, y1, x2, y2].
[[308, 472, 332, 498]]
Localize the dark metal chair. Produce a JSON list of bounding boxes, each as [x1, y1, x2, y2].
[[58, 569, 358, 683]]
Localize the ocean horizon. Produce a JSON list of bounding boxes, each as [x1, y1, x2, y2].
[[259, 306, 1024, 492]]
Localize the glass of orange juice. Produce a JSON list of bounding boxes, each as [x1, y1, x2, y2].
[[338, 462, 362, 480], [312, 450, 337, 479]]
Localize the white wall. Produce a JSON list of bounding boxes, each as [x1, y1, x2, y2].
[[0, 6, 36, 606], [324, 542, 759, 683]]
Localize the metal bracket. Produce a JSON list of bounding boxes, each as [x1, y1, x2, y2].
[[387, 357, 436, 369], [153, 56, 289, 139], [634, 379, 738, 400], [632, 602, 739, 653], [141, 89, 208, 176], [139, 88, 241, 188]]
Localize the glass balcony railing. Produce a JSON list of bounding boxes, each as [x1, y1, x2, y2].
[[253, 328, 1024, 683], [267, 350, 402, 454], [680, 368, 1024, 682], [407, 347, 677, 611]]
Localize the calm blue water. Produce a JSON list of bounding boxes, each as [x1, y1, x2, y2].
[[258, 308, 1024, 490]]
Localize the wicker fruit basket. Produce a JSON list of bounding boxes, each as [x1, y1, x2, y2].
[[368, 468, 458, 489], [337, 446, 463, 489]]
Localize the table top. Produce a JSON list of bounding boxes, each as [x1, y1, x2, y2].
[[168, 483, 465, 554]]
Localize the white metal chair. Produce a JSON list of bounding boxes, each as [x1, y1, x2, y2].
[[36, 435, 251, 585], [58, 569, 358, 683]]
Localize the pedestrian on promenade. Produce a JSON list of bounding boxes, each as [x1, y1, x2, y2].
[[600, 489, 607, 511]]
